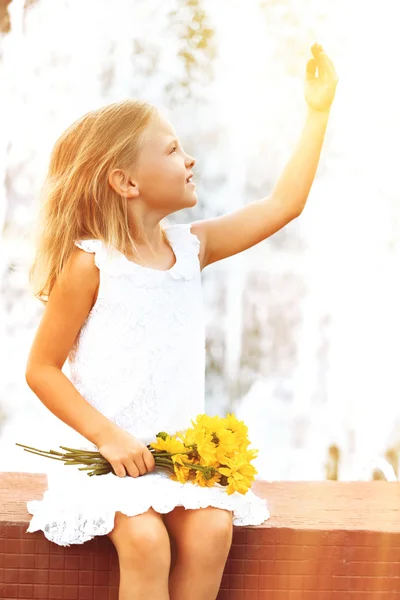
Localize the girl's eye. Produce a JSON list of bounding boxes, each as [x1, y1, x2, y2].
[[170, 146, 177, 153]]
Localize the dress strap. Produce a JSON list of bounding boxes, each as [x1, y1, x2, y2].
[[165, 223, 201, 256], [74, 239, 110, 270], [163, 223, 201, 279]]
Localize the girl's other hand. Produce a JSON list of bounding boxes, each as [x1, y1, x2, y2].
[[97, 426, 156, 478], [305, 43, 338, 113]]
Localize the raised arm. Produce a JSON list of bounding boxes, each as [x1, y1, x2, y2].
[[191, 43, 338, 268]]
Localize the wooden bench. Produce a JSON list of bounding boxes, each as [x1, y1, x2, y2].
[[1, 472, 400, 599]]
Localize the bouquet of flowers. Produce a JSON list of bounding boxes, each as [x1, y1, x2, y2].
[[16, 413, 259, 495]]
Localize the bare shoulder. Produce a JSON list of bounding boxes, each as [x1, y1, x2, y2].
[[55, 246, 100, 313], [25, 247, 99, 378], [64, 244, 100, 284]]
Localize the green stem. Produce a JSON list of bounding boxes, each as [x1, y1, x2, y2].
[[59, 446, 100, 454], [64, 453, 103, 460], [16, 443, 64, 457], [18, 448, 66, 461], [180, 461, 222, 476], [147, 445, 193, 455], [154, 458, 174, 467], [90, 469, 111, 476]]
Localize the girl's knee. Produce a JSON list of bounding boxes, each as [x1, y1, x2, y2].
[[206, 508, 233, 549], [177, 507, 233, 558], [108, 509, 171, 564]]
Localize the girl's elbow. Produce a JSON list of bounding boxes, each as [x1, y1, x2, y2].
[[25, 364, 47, 389], [25, 368, 37, 389]]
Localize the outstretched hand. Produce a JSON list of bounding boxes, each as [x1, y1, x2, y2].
[[305, 43, 338, 113]]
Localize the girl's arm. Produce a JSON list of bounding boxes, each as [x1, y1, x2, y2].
[[191, 43, 338, 269], [25, 250, 119, 448]]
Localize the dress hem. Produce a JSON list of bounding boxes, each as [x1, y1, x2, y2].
[[25, 471, 270, 546]]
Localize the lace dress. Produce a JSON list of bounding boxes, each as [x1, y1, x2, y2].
[[25, 223, 270, 546]]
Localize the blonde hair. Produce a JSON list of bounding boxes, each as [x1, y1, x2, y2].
[[29, 98, 163, 304]]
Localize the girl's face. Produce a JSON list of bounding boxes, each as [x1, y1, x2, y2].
[[131, 110, 197, 214]]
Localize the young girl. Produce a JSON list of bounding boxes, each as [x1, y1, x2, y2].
[[23, 43, 337, 600]]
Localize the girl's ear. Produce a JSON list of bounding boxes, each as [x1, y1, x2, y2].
[[126, 178, 140, 199], [108, 169, 139, 199]]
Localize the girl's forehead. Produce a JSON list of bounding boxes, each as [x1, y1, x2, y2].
[[153, 109, 177, 134], [145, 113, 178, 146]]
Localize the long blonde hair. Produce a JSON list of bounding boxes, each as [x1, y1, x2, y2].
[[29, 98, 162, 304]]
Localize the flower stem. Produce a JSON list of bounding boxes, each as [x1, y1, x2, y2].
[[17, 448, 66, 461], [59, 446, 100, 454]]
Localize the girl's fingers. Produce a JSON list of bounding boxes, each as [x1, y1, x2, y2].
[[306, 58, 317, 81], [310, 44, 325, 80], [323, 53, 338, 82], [319, 51, 336, 80], [311, 42, 323, 60], [311, 43, 338, 82]]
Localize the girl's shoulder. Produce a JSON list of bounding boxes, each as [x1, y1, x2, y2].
[[74, 238, 111, 271]]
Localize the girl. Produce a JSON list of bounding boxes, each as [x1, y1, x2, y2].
[[23, 43, 337, 600]]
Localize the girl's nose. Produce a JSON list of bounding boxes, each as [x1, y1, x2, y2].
[[186, 154, 196, 169]]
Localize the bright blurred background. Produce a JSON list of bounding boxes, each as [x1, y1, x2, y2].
[[1, 0, 400, 483]]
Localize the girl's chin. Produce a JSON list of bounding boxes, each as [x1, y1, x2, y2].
[[185, 189, 198, 203]]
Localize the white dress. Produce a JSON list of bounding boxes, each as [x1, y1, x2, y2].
[[26, 223, 270, 546]]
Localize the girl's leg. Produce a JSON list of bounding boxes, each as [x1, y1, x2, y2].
[[162, 506, 233, 600], [107, 508, 171, 600]]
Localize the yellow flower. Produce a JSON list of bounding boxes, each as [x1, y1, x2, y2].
[[194, 464, 222, 488], [171, 463, 195, 484], [219, 450, 259, 495], [177, 427, 198, 452], [150, 434, 187, 465], [191, 415, 238, 456], [214, 429, 236, 460], [222, 413, 249, 445], [191, 414, 219, 430], [193, 429, 218, 463], [178, 423, 218, 464]]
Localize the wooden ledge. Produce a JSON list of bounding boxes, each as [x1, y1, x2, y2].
[[1, 473, 400, 599]]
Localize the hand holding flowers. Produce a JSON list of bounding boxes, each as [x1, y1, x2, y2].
[[17, 412, 259, 496]]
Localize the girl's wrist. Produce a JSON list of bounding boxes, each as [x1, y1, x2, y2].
[[306, 104, 331, 119], [89, 420, 121, 447]]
